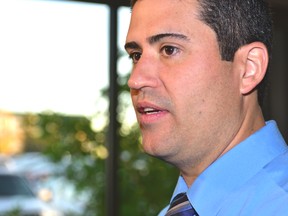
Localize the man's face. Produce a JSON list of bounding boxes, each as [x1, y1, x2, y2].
[[125, 0, 243, 168]]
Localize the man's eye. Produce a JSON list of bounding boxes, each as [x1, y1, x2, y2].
[[129, 52, 142, 63], [161, 46, 179, 56]]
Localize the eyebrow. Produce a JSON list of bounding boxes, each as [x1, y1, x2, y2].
[[124, 41, 140, 51], [124, 33, 189, 51], [148, 33, 189, 44]]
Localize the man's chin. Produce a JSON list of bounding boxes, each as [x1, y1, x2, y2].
[[142, 141, 174, 161]]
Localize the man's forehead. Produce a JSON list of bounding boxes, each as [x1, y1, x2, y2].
[[130, 0, 199, 24], [127, 0, 202, 39]]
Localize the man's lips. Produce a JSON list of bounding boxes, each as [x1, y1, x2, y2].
[[136, 102, 167, 115], [134, 102, 169, 125], [137, 107, 163, 115]]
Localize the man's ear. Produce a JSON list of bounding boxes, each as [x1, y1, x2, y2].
[[236, 42, 269, 95]]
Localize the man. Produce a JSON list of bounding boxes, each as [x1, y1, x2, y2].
[[124, 0, 288, 215]]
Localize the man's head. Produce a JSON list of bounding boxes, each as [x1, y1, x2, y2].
[[130, 0, 273, 105], [125, 0, 271, 176], [130, 0, 272, 59]]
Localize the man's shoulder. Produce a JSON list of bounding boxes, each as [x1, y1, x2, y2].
[[218, 150, 288, 215], [240, 150, 288, 202], [263, 150, 288, 193]]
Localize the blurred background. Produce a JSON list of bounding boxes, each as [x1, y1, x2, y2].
[[0, 0, 287, 216]]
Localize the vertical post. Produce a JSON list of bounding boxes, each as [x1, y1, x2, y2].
[[106, 3, 119, 216]]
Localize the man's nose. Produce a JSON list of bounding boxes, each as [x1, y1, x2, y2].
[[127, 57, 159, 90]]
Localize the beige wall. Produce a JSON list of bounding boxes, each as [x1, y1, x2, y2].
[[0, 111, 25, 155]]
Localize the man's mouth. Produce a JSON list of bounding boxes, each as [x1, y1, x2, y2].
[[138, 107, 162, 115]]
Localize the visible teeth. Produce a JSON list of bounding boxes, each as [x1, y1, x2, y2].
[[144, 108, 155, 112], [143, 107, 159, 114]]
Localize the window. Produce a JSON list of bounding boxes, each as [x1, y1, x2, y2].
[[0, 0, 109, 117]]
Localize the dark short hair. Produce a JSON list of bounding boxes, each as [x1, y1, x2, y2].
[[130, 0, 273, 106]]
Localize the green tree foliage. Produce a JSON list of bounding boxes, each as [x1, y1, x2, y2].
[[118, 123, 178, 215], [4, 208, 21, 216], [22, 113, 106, 215]]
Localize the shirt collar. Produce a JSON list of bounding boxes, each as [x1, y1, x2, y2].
[[171, 120, 288, 215]]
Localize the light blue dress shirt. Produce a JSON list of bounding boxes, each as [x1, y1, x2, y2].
[[159, 121, 288, 216]]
